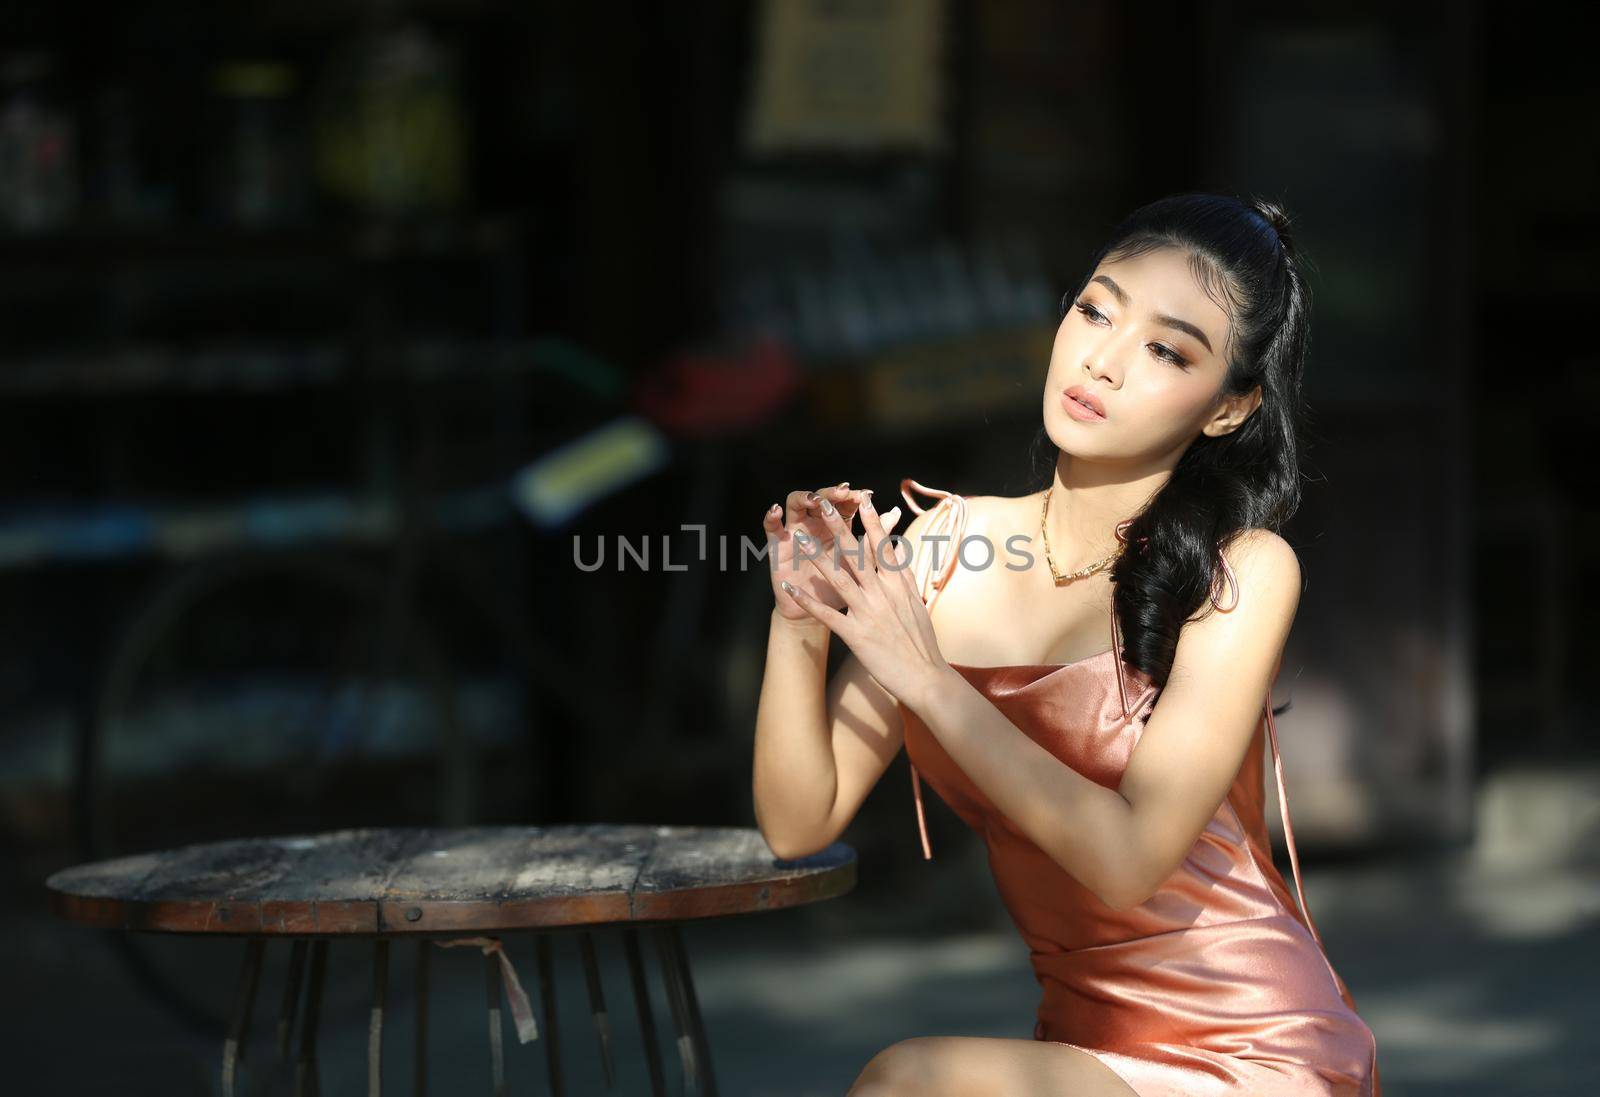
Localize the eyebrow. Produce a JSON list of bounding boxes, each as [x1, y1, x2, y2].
[[1089, 274, 1214, 354]]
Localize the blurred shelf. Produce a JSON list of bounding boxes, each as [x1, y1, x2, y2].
[[0, 214, 528, 268], [0, 483, 515, 571], [0, 336, 624, 397]]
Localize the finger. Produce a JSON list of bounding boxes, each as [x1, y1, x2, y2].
[[901, 533, 944, 652], [828, 482, 858, 514], [779, 576, 854, 642], [853, 491, 899, 571], [761, 502, 793, 575], [785, 489, 821, 528], [800, 479, 851, 511], [889, 532, 920, 593], [764, 505, 784, 562], [797, 532, 860, 609], [882, 508, 919, 598], [814, 492, 873, 583], [779, 524, 824, 583], [857, 493, 918, 603], [856, 498, 926, 634], [887, 529, 926, 611]]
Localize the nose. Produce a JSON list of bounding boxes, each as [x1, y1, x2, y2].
[[1082, 345, 1120, 387], [1080, 317, 1140, 386]]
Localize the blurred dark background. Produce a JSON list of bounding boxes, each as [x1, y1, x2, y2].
[[2, 0, 1595, 1093]]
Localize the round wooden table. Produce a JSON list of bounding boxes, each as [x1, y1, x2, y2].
[[45, 823, 856, 1096]]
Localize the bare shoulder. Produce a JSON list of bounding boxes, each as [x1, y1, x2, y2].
[[891, 489, 1034, 581], [955, 492, 1032, 540], [1167, 529, 1301, 686], [1218, 528, 1302, 608]]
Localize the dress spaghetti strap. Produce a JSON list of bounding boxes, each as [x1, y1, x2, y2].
[[1264, 667, 1339, 962], [1220, 559, 1339, 973], [898, 478, 967, 860]]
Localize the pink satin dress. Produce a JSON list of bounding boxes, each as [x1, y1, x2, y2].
[[894, 479, 1381, 1097]]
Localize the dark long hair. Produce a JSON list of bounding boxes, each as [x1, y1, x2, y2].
[[1038, 191, 1311, 689]]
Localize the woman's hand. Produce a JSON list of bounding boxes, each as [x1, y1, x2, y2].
[[779, 490, 951, 708], [764, 482, 879, 620]]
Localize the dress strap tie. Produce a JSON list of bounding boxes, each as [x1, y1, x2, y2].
[[899, 478, 969, 861], [1260, 647, 1358, 1012]]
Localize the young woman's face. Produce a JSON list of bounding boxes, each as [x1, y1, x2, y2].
[[1044, 246, 1252, 464]]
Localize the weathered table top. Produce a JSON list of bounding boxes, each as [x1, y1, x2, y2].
[[45, 824, 856, 936]]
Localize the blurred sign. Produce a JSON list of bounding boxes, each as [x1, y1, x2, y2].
[[744, 0, 948, 154], [312, 22, 467, 215], [510, 416, 670, 530], [808, 322, 1053, 431]]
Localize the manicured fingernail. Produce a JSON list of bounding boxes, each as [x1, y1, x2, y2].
[[839, 481, 850, 488], [781, 579, 796, 595], [794, 530, 811, 545], [820, 498, 835, 515], [768, 503, 781, 516], [860, 490, 875, 511], [806, 491, 819, 501]]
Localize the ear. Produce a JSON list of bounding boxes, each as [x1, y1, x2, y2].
[[1202, 383, 1263, 438]]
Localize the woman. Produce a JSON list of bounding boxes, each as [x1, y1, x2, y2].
[[751, 192, 1382, 1096]]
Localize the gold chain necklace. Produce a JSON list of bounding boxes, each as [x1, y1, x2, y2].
[[1040, 489, 1122, 586]]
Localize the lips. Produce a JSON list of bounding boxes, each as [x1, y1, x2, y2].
[[1064, 386, 1106, 418]]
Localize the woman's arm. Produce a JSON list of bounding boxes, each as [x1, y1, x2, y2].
[[752, 608, 840, 859], [753, 504, 936, 860], [903, 530, 1301, 909]]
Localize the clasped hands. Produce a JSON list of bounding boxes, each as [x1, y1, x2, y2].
[[778, 489, 954, 710]]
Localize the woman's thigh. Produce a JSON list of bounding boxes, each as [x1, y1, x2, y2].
[[847, 1035, 1141, 1097]]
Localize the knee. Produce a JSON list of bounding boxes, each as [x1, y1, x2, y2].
[[846, 1038, 936, 1097]]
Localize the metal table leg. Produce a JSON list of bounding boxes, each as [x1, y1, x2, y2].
[[535, 933, 564, 1095], [579, 930, 617, 1087], [664, 924, 718, 1097], [485, 947, 506, 1097], [623, 927, 669, 1097], [653, 924, 718, 1097], [295, 940, 328, 1097], [415, 941, 430, 1097], [277, 940, 308, 1063], [369, 939, 388, 1097], [222, 937, 264, 1097]]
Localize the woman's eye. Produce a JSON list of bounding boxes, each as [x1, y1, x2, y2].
[[1078, 301, 1189, 368]]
